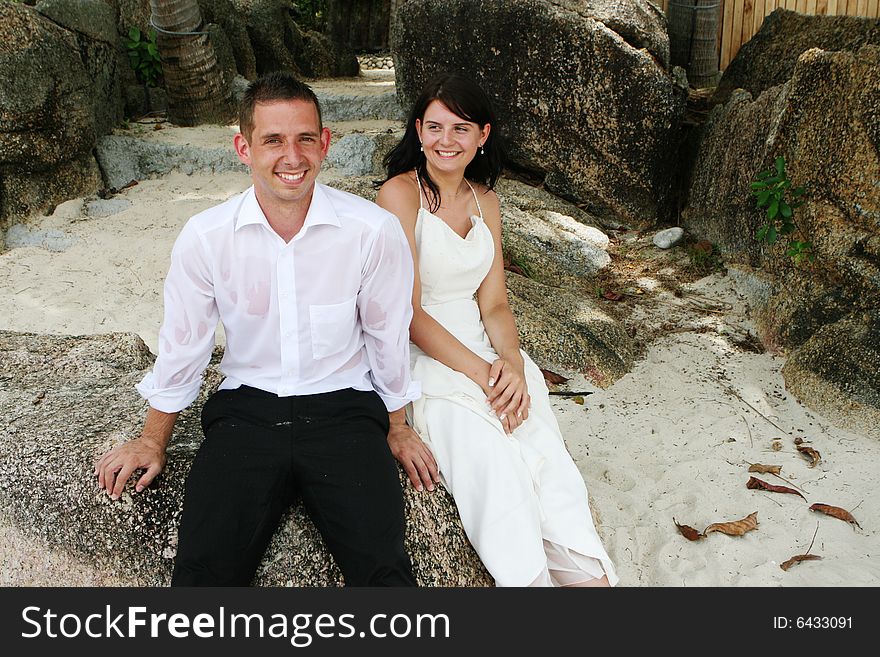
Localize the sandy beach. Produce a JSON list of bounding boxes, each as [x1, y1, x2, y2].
[[1, 126, 877, 587]]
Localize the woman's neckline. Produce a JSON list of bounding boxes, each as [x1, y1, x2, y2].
[[417, 207, 483, 241]]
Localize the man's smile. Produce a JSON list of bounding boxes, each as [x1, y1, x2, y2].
[[276, 171, 307, 183]]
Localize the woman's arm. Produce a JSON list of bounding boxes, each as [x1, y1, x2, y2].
[[375, 175, 493, 390], [475, 190, 531, 430]]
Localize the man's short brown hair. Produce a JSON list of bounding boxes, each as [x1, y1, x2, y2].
[[239, 72, 323, 141]]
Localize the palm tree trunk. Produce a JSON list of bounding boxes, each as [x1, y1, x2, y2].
[[150, 0, 235, 126]]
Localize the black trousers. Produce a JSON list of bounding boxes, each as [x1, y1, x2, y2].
[[171, 386, 415, 586]]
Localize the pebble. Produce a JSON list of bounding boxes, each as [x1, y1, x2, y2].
[[652, 226, 684, 249]]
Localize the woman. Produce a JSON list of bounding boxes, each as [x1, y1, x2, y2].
[[376, 74, 617, 587]]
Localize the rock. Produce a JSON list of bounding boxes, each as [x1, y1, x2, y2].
[[506, 275, 635, 387], [0, 331, 492, 586], [35, 0, 117, 44], [300, 29, 360, 78], [1, 154, 104, 228], [231, 0, 358, 78], [713, 9, 880, 106], [782, 311, 880, 440], [104, 0, 152, 38], [0, 2, 124, 227], [4, 224, 75, 252], [497, 178, 612, 285], [231, 74, 251, 106], [123, 84, 169, 118], [392, 0, 686, 228], [652, 227, 683, 249], [683, 45, 880, 352], [317, 90, 404, 123], [326, 133, 380, 176], [726, 263, 775, 312], [85, 198, 133, 218], [95, 134, 247, 189], [199, 0, 258, 80]]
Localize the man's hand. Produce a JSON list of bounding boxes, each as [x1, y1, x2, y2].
[[94, 407, 177, 500], [95, 436, 167, 499], [387, 410, 440, 492]]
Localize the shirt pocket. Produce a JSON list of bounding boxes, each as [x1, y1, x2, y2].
[[309, 294, 357, 359]]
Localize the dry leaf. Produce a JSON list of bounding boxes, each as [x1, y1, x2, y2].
[[704, 511, 758, 537], [674, 518, 705, 541], [747, 476, 806, 501], [602, 290, 624, 301], [748, 463, 782, 475], [541, 369, 569, 385], [793, 437, 804, 445], [780, 554, 822, 571], [797, 445, 821, 468], [771, 440, 783, 451], [572, 396, 585, 405], [809, 503, 861, 529]]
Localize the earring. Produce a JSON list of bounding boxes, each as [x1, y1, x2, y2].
[[420, 143, 423, 152], [480, 144, 485, 155]]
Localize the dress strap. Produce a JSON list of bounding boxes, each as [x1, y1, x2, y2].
[[415, 171, 426, 210], [465, 180, 483, 220]]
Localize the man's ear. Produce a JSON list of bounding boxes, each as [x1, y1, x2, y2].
[[234, 132, 251, 166], [320, 126, 332, 158]]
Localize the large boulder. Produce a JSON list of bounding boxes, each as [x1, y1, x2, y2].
[[392, 0, 686, 228], [231, 0, 358, 78], [782, 311, 880, 441], [199, 0, 258, 80], [0, 2, 123, 229], [683, 45, 880, 428], [713, 9, 880, 106], [0, 330, 492, 586]]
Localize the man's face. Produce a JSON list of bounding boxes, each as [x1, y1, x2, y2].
[[234, 99, 331, 214]]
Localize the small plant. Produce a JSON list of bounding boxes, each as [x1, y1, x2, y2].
[[686, 239, 723, 274], [751, 156, 812, 264], [125, 26, 162, 88], [502, 250, 533, 278]]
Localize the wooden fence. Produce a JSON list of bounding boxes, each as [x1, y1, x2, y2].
[[656, 0, 880, 71]]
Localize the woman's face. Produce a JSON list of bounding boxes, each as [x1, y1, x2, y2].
[[416, 100, 490, 175]]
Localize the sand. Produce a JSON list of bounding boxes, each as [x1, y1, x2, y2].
[[1, 126, 877, 587]]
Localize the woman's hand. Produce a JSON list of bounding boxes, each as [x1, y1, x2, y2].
[[485, 357, 530, 434]]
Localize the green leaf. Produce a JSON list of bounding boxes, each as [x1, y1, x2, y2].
[[768, 199, 779, 220], [780, 203, 792, 218], [147, 43, 159, 58], [775, 156, 785, 177], [766, 225, 777, 245], [128, 26, 141, 41], [751, 181, 767, 190], [756, 225, 768, 241], [757, 169, 773, 180], [757, 190, 771, 206], [792, 186, 806, 196]]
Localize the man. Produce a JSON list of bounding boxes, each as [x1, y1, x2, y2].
[[95, 72, 438, 586]]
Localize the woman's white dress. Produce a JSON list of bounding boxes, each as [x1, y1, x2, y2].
[[409, 181, 618, 587]]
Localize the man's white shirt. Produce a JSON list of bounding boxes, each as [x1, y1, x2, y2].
[[137, 183, 420, 413]]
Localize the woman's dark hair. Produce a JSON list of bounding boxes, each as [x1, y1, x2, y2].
[[376, 73, 506, 212]]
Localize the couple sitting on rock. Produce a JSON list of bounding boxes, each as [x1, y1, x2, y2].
[[95, 71, 617, 588]]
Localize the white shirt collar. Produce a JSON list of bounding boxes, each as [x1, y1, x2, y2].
[[234, 183, 342, 234]]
